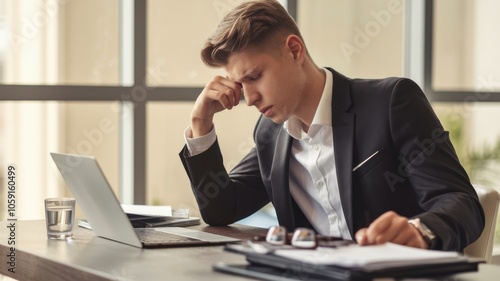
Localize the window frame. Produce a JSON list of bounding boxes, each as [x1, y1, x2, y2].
[[423, 0, 500, 102], [0, 0, 296, 204], [2, 0, 498, 205]]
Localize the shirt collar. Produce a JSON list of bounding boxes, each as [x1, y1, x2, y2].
[[283, 68, 333, 140]]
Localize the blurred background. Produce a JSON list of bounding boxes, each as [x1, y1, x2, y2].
[[0, 0, 499, 259]]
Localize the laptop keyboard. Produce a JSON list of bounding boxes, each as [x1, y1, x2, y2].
[[134, 228, 197, 244]]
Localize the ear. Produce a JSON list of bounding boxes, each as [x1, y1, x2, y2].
[[285, 35, 306, 64]]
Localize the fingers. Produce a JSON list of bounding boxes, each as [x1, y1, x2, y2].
[[190, 76, 243, 137], [220, 77, 242, 105], [365, 211, 404, 244], [355, 228, 368, 245], [359, 211, 428, 249], [206, 76, 242, 110]]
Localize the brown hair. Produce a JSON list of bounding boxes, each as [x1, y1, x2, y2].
[[201, 0, 304, 67]]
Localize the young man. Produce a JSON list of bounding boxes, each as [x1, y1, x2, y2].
[[179, 0, 484, 251]]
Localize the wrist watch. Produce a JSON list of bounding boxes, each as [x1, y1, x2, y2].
[[408, 218, 436, 248]]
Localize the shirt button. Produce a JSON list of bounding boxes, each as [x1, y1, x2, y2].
[[328, 214, 337, 223], [312, 145, 319, 151], [317, 181, 324, 188]]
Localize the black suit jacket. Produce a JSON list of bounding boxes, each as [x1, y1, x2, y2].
[[180, 68, 484, 251]]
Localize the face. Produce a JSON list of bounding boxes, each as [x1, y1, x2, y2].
[[224, 41, 307, 124]]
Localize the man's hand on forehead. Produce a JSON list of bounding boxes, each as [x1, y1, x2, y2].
[[226, 76, 244, 93]]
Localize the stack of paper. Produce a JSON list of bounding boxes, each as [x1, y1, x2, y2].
[[121, 204, 199, 227], [274, 243, 466, 271], [121, 204, 172, 217], [78, 205, 200, 230], [220, 242, 479, 280]]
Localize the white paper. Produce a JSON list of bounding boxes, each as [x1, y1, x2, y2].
[[274, 243, 465, 271], [121, 204, 172, 217]]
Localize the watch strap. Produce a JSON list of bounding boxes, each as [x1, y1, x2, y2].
[[408, 218, 436, 248]]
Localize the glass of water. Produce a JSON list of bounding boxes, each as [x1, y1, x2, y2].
[[44, 198, 76, 240]]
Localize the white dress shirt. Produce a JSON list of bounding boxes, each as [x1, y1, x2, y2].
[[283, 69, 351, 239], [184, 68, 351, 239]]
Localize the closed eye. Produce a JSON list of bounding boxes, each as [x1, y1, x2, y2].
[[249, 73, 261, 81]]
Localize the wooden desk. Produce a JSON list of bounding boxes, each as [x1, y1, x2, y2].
[[0, 220, 265, 281], [1, 220, 500, 281]]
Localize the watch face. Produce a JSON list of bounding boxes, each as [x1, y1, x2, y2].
[[409, 219, 435, 239]]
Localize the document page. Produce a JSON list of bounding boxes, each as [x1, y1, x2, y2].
[[274, 243, 466, 271], [121, 204, 172, 217]]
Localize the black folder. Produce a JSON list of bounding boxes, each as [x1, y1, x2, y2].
[[214, 243, 482, 281]]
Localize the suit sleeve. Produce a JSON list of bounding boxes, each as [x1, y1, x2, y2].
[[389, 78, 485, 251], [179, 138, 270, 226]]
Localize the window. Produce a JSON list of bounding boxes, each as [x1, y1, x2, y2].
[[433, 0, 500, 92], [429, 0, 500, 245], [298, 0, 404, 78], [0, 0, 129, 220]]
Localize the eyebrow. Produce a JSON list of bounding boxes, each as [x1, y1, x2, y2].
[[239, 68, 259, 82]]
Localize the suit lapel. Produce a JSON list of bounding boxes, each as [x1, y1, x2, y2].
[[328, 68, 356, 237], [270, 128, 296, 230]]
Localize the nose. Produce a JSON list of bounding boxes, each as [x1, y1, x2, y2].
[[242, 86, 260, 106]]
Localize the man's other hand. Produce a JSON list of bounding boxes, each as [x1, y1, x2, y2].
[[354, 211, 428, 249]]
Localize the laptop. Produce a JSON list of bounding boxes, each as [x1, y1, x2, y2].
[[50, 152, 240, 248]]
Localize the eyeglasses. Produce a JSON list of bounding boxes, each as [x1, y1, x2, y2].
[[252, 226, 353, 249]]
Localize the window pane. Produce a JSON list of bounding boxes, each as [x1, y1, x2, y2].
[[147, 101, 260, 215], [298, 0, 404, 78], [147, 0, 404, 87], [0, 101, 119, 220], [147, 0, 247, 87], [433, 0, 500, 92], [433, 102, 500, 244], [0, 0, 120, 85]]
